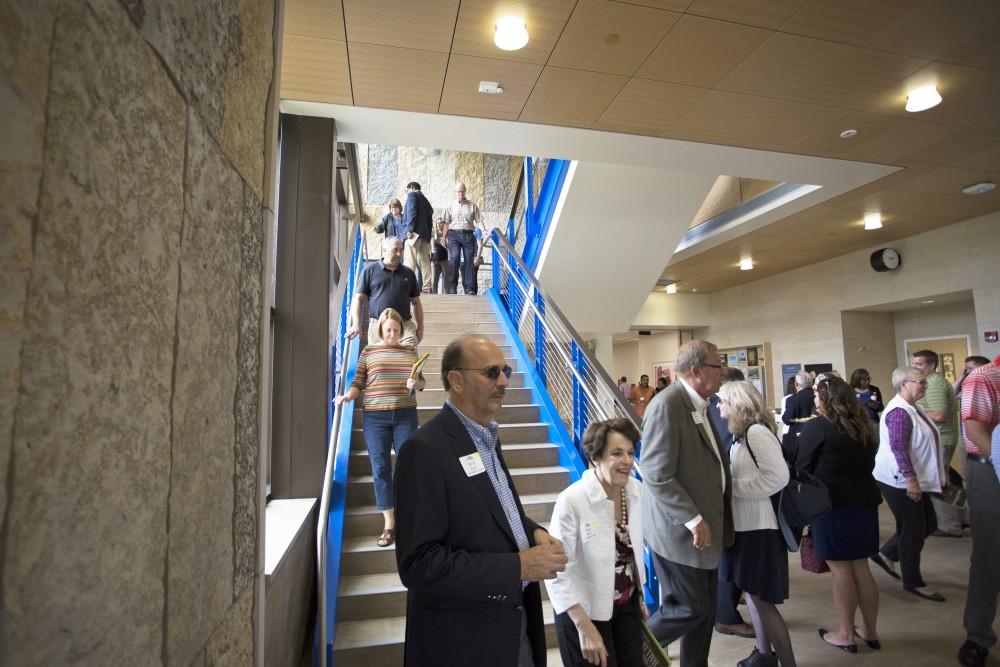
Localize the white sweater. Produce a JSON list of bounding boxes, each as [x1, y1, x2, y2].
[[729, 424, 789, 532]]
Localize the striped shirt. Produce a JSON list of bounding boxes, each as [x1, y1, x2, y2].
[[442, 199, 482, 232], [351, 345, 421, 411], [962, 362, 1000, 455]]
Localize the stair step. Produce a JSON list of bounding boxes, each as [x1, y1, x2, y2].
[[422, 311, 499, 323], [350, 421, 547, 451], [349, 442, 561, 473], [420, 320, 502, 333], [333, 601, 559, 663], [347, 463, 568, 505], [343, 492, 559, 539], [411, 344, 513, 359], [416, 386, 531, 406], [420, 331, 508, 345], [352, 404, 539, 427]]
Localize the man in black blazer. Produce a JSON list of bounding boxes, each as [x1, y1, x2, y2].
[[395, 335, 567, 666], [782, 371, 816, 460], [401, 181, 434, 293]]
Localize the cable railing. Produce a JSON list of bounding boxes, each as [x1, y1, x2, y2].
[[490, 229, 641, 457]]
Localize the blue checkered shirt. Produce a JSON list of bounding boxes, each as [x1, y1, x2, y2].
[[447, 401, 530, 553]]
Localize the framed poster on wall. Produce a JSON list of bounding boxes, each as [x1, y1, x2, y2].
[[941, 352, 957, 383], [746, 347, 758, 366], [653, 361, 673, 385]]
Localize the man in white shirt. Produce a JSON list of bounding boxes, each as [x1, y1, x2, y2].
[[442, 182, 485, 294], [641, 340, 734, 667]]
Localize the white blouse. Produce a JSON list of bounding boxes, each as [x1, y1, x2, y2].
[[729, 423, 789, 532]]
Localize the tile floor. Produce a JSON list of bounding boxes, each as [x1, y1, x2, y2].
[[548, 505, 995, 666]]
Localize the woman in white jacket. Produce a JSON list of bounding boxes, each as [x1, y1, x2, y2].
[[546, 418, 645, 667], [718, 381, 795, 667], [872, 366, 947, 602]]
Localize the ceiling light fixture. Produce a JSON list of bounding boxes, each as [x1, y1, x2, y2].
[[739, 258, 754, 271], [905, 85, 942, 112], [921, 300, 936, 304], [839, 129, 858, 139], [962, 181, 996, 195], [494, 16, 529, 51], [864, 212, 883, 230], [666, 283, 677, 294]]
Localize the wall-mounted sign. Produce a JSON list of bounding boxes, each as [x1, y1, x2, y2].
[[986, 331, 999, 343]]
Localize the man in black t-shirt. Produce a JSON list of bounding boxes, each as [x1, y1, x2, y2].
[[346, 237, 423, 345]]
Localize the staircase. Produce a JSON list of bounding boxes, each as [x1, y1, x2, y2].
[[332, 294, 572, 665]]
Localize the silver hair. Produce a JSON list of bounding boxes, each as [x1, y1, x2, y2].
[[794, 371, 813, 388], [383, 236, 404, 249], [718, 381, 777, 437], [674, 340, 718, 375], [892, 366, 921, 390]]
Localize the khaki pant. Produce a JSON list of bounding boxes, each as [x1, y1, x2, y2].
[[368, 317, 418, 347], [403, 237, 432, 292]]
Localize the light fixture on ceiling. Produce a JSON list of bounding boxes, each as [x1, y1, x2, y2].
[[921, 299, 936, 304], [864, 212, 883, 230], [905, 85, 942, 112], [495, 16, 529, 51], [839, 129, 858, 139], [739, 258, 754, 271], [962, 181, 996, 195], [666, 283, 677, 294], [478, 81, 503, 94]]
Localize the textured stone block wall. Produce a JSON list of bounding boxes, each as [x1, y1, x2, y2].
[[1, 0, 276, 664]]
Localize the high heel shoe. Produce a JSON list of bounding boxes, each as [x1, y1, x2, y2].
[[854, 627, 881, 650], [819, 628, 858, 653]]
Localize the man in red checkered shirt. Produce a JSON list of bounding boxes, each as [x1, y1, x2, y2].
[[958, 354, 1000, 667]]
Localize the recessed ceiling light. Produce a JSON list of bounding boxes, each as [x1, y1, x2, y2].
[[839, 129, 858, 139], [666, 283, 677, 294], [905, 85, 942, 112], [495, 16, 529, 51], [921, 300, 936, 304], [478, 81, 503, 94], [962, 181, 996, 195], [739, 258, 754, 271], [691, 288, 697, 292], [864, 212, 883, 230]]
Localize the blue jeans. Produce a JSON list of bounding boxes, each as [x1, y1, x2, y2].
[[362, 408, 418, 510]]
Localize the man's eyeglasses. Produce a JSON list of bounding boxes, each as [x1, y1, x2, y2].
[[455, 365, 513, 380], [701, 363, 723, 369], [903, 379, 928, 386]]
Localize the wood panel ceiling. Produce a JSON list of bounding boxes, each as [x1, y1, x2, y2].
[[281, 0, 1000, 293]]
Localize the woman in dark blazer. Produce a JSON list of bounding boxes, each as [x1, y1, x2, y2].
[[796, 376, 882, 654], [850, 368, 885, 422]]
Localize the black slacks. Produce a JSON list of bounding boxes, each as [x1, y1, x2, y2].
[[878, 481, 937, 589], [647, 550, 716, 667], [715, 578, 745, 625], [553, 593, 643, 667], [447, 229, 477, 295]]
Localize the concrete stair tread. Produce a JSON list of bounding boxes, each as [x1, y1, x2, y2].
[[351, 421, 546, 433], [349, 441, 556, 457], [348, 465, 565, 485], [345, 491, 559, 519], [334, 601, 557, 651], [352, 403, 539, 412]]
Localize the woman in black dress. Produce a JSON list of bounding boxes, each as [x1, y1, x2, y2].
[[796, 376, 882, 654]]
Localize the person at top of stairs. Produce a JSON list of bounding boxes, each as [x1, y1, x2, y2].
[[395, 335, 567, 666], [335, 308, 425, 548], [346, 236, 424, 346]]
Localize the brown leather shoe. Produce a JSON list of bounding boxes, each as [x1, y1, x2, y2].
[[715, 622, 756, 638]]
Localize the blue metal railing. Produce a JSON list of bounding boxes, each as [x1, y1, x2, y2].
[[317, 223, 366, 666], [489, 229, 665, 610]]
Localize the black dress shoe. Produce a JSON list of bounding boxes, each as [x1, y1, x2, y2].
[[870, 553, 901, 580], [819, 628, 858, 653], [905, 586, 945, 602], [854, 627, 881, 650], [959, 640, 989, 666]]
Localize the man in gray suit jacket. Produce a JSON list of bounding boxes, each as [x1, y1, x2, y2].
[[641, 340, 734, 667]]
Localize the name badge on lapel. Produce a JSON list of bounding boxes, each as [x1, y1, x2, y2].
[[581, 519, 599, 543], [691, 411, 704, 425], [459, 452, 486, 477]]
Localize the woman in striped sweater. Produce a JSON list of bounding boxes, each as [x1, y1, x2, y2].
[[335, 308, 425, 547]]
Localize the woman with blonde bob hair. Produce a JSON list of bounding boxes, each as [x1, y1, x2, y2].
[[717, 381, 796, 667], [334, 307, 425, 547]]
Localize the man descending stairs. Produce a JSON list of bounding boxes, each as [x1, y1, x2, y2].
[[333, 294, 571, 665]]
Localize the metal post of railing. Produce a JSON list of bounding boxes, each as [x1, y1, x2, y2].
[[525, 156, 534, 234], [533, 288, 547, 386], [571, 340, 589, 459]]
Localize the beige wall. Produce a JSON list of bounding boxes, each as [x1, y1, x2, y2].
[[2, 0, 277, 664], [700, 212, 1000, 404], [841, 311, 897, 401], [894, 300, 978, 366], [613, 332, 682, 386]]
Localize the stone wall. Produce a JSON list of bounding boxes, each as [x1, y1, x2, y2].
[[356, 145, 523, 256], [0, 0, 277, 664]]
